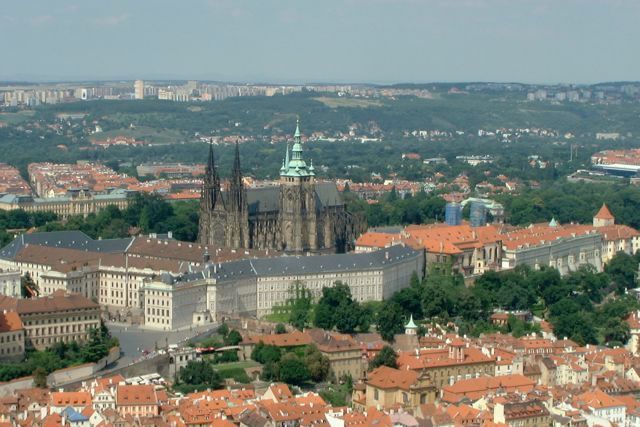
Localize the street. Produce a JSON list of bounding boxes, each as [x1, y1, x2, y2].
[[106, 323, 218, 368]]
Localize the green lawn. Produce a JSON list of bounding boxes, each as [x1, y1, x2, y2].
[[0, 111, 35, 124], [263, 312, 289, 323], [213, 360, 259, 384], [213, 360, 259, 370], [313, 96, 383, 108], [91, 126, 187, 144]]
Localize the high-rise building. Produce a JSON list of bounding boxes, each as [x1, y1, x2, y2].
[[445, 202, 462, 226], [470, 201, 487, 227], [134, 80, 145, 100]]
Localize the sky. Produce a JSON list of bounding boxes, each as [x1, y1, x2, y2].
[[1, 0, 639, 84]]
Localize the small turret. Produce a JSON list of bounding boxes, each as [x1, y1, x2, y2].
[[593, 203, 615, 227], [405, 314, 418, 335]]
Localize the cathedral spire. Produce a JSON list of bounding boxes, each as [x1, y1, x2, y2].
[[202, 141, 222, 209], [232, 142, 242, 184], [229, 141, 246, 213], [294, 118, 301, 141], [207, 140, 215, 176], [280, 119, 314, 178]]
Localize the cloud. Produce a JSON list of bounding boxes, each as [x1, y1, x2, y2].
[[94, 13, 130, 27], [29, 15, 54, 26]]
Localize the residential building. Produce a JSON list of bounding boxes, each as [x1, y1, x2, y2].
[[573, 389, 626, 425], [494, 399, 551, 427], [441, 374, 536, 404], [115, 384, 160, 418], [134, 80, 144, 100], [0, 291, 101, 350], [0, 310, 25, 361], [396, 340, 496, 389]]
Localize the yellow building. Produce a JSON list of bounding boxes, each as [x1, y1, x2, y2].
[[359, 366, 437, 411]]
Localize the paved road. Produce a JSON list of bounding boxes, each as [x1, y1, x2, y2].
[[106, 323, 218, 368]]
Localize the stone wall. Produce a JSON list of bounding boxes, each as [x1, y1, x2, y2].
[[0, 376, 34, 397]]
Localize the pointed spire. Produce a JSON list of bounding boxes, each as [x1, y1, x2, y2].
[[207, 140, 215, 175], [232, 142, 242, 182], [294, 117, 301, 140], [285, 142, 290, 166]]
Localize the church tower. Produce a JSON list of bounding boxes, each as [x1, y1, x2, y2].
[[199, 143, 227, 245], [278, 120, 317, 252], [226, 143, 250, 248]]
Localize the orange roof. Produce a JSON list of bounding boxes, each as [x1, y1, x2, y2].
[[115, 384, 158, 406], [0, 311, 23, 333], [595, 204, 615, 220], [598, 224, 639, 241], [403, 223, 502, 255], [397, 346, 493, 370], [574, 389, 624, 409], [242, 330, 312, 348], [441, 375, 535, 403], [265, 383, 294, 402], [355, 232, 401, 248], [366, 366, 418, 391], [501, 223, 597, 251], [50, 391, 92, 407]]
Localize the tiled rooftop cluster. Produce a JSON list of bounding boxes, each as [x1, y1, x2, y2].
[[592, 148, 640, 166], [28, 162, 139, 198], [0, 163, 32, 196], [2, 318, 640, 426]]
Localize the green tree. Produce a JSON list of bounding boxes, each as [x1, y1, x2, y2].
[[224, 330, 243, 346], [21, 272, 39, 298], [376, 302, 405, 342], [251, 342, 282, 365], [313, 282, 353, 330], [178, 360, 222, 391], [278, 353, 310, 385], [275, 323, 287, 334], [217, 323, 230, 338], [605, 252, 638, 293], [369, 345, 398, 370], [304, 345, 330, 382], [33, 367, 47, 388]]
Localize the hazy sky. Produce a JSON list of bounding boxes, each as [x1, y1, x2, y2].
[[1, 0, 639, 84]]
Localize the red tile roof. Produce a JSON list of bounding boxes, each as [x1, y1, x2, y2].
[[595, 204, 615, 220], [0, 311, 23, 333], [116, 385, 159, 406], [366, 366, 418, 391]]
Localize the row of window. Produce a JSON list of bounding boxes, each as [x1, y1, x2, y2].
[[0, 333, 21, 343], [0, 345, 22, 355]]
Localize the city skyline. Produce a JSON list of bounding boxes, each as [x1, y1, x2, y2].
[[2, 0, 640, 84]]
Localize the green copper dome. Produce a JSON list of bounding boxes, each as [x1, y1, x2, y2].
[[281, 119, 315, 178]]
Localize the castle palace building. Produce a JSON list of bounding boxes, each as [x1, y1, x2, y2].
[[198, 121, 361, 253]]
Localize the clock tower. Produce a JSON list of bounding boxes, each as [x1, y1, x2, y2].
[[278, 120, 317, 252]]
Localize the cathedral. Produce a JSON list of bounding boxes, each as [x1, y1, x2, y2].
[[198, 120, 362, 253]]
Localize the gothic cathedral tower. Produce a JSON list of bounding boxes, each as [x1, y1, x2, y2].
[[199, 143, 227, 245], [226, 143, 250, 248], [278, 120, 318, 252]]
